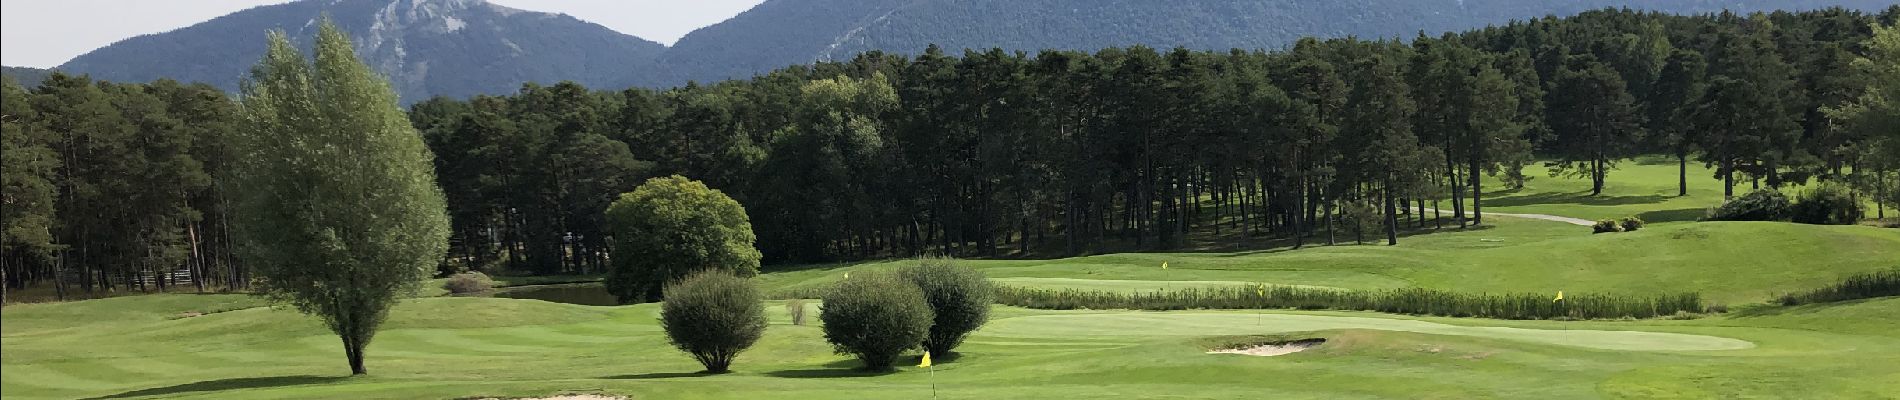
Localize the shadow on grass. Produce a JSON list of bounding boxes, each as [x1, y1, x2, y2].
[[763, 368, 902, 379], [599, 372, 723, 380], [1486, 191, 1670, 208], [1723, 298, 1877, 319], [1636, 208, 1708, 223], [84, 375, 346, 399]]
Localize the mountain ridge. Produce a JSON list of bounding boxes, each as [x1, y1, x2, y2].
[[57, 0, 664, 103], [46, 0, 1899, 99]]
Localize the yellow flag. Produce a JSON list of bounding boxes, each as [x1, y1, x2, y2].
[[1162, 262, 1169, 270], [1256, 285, 1265, 297], [1554, 291, 1564, 303], [918, 351, 932, 368]]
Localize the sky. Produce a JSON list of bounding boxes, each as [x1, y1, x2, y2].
[[0, 0, 766, 68]]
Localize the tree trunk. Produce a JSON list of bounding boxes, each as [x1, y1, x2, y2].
[[1677, 151, 1688, 197], [1382, 182, 1398, 246], [1469, 158, 1484, 226], [344, 336, 367, 375], [1723, 157, 1735, 199]]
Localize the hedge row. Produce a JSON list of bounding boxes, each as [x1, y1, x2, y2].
[[993, 285, 1703, 320], [1776, 269, 1900, 306]]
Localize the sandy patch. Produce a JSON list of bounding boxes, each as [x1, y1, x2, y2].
[[1207, 339, 1324, 357], [479, 395, 625, 400]]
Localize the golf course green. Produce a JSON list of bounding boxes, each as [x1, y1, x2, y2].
[[4, 162, 1897, 399]]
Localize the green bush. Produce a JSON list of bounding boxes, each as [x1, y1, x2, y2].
[[604, 175, 763, 304], [995, 285, 1702, 320], [442, 272, 494, 294], [1592, 219, 1624, 234], [660, 271, 767, 373], [1704, 189, 1792, 222], [819, 272, 933, 371], [1619, 216, 1645, 232], [1789, 183, 1864, 225], [1776, 269, 1900, 306], [899, 257, 993, 356]]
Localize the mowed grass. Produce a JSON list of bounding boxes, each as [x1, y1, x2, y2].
[[758, 218, 1900, 305], [6, 156, 1897, 399], [4, 294, 1898, 399], [1482, 156, 1890, 222]]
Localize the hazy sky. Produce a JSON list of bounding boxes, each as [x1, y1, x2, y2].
[[0, 0, 766, 68]]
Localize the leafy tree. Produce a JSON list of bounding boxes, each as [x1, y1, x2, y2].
[[1, 77, 60, 297], [227, 22, 450, 375], [1649, 50, 1707, 196], [1547, 58, 1644, 196], [1696, 24, 1801, 198], [603, 175, 761, 303], [1827, 20, 1900, 217]]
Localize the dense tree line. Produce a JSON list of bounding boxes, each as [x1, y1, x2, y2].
[[5, 7, 1900, 291], [410, 7, 1900, 266], [3, 74, 243, 298]]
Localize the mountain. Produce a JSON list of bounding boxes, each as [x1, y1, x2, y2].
[[57, 0, 664, 103], [1, 66, 54, 87], [50, 0, 1892, 97], [648, 0, 1896, 86]]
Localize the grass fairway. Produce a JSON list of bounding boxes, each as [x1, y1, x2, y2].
[[758, 219, 1900, 305], [6, 157, 1896, 399], [5, 294, 1898, 399]]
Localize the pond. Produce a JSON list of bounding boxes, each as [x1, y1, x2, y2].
[[491, 283, 621, 306]]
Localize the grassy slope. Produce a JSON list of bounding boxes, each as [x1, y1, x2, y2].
[[759, 219, 1900, 305], [1482, 156, 1888, 222], [3, 294, 1896, 399]]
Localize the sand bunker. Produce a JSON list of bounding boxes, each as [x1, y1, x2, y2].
[[1207, 339, 1325, 357], [481, 395, 624, 400]]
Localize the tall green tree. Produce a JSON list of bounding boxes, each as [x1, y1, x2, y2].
[[1827, 20, 1900, 215], [228, 22, 450, 375], [1, 77, 61, 297], [1547, 58, 1644, 196], [1649, 50, 1707, 197], [1696, 25, 1801, 198]]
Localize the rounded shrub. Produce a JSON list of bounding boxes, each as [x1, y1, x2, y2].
[[442, 272, 494, 294], [605, 175, 763, 304], [1619, 216, 1645, 232], [819, 272, 933, 371], [1704, 189, 1791, 222], [899, 257, 994, 356], [1789, 183, 1864, 225], [1592, 219, 1624, 234], [660, 271, 767, 373]]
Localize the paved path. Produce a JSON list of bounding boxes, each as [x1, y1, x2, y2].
[[1420, 208, 1595, 226]]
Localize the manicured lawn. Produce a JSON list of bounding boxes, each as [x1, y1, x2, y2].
[[6, 156, 1896, 399], [756, 218, 1900, 305], [4, 294, 1897, 399]]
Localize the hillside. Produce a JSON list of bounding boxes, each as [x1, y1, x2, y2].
[[649, 0, 1896, 86], [0, 66, 54, 87], [55, 0, 664, 103]]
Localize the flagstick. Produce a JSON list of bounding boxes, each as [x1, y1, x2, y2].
[[928, 365, 938, 400]]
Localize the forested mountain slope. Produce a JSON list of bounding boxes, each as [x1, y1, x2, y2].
[[649, 0, 1895, 85], [0, 66, 54, 88]]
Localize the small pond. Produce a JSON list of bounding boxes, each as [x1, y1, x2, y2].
[[491, 283, 621, 306]]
